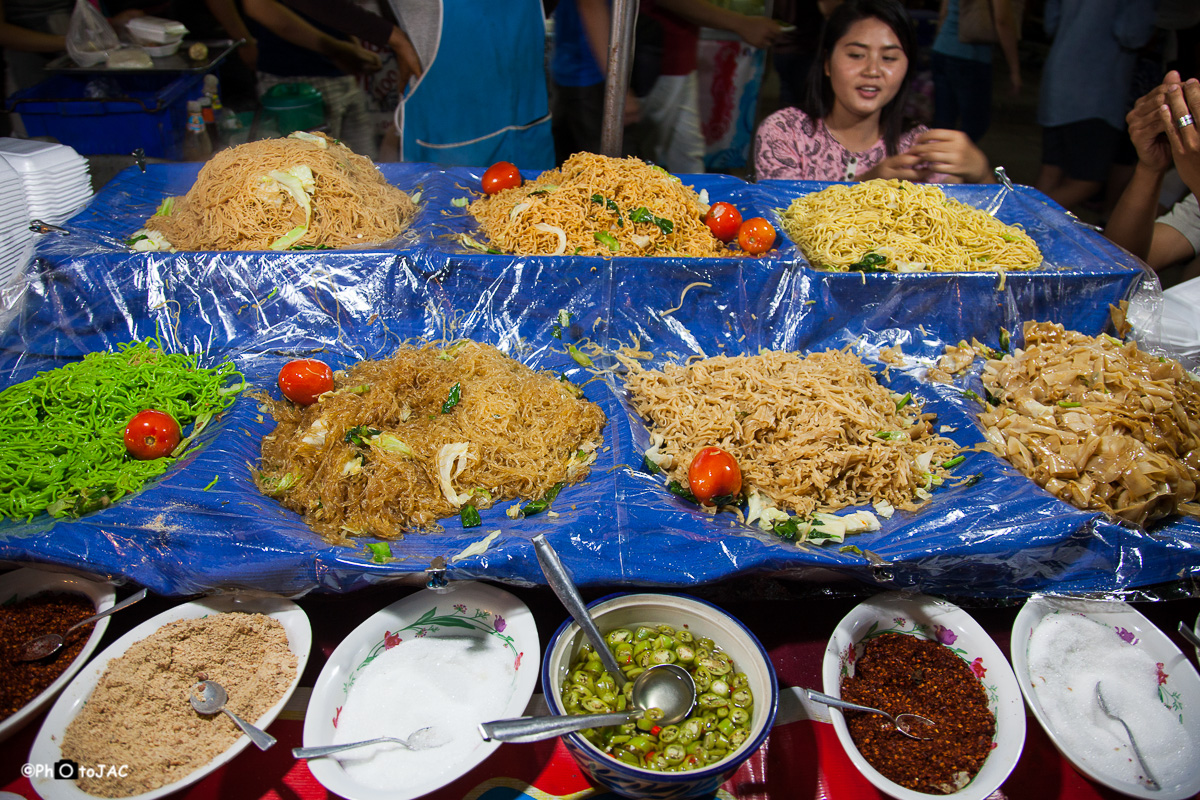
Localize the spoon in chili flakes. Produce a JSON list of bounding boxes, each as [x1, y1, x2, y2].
[[15, 588, 148, 662], [806, 688, 936, 740]]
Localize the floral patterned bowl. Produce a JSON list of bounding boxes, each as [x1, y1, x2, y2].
[[821, 591, 1025, 800], [543, 592, 778, 800], [303, 581, 539, 800], [1011, 596, 1200, 800]]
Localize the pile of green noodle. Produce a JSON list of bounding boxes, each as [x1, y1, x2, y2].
[[0, 339, 244, 520]]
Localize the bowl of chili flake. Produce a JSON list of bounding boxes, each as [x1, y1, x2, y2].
[[821, 591, 1025, 800], [0, 567, 115, 743]]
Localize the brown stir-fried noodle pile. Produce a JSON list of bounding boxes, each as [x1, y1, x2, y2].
[[256, 341, 607, 543], [619, 348, 960, 516], [780, 179, 1042, 272], [469, 152, 726, 257], [143, 133, 417, 250], [979, 321, 1200, 526]]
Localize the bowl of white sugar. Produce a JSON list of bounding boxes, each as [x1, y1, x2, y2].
[[302, 581, 539, 800], [1012, 596, 1200, 800]]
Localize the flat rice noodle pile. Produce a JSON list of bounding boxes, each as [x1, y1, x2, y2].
[[255, 341, 607, 543], [979, 321, 1200, 526], [468, 151, 725, 257], [143, 133, 417, 250], [621, 349, 960, 516]]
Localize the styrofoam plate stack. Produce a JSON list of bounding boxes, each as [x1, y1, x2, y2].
[[0, 137, 93, 226], [0, 155, 36, 288]]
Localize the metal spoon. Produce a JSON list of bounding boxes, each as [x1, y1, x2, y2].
[[479, 662, 697, 744], [806, 688, 936, 740], [16, 588, 149, 662], [293, 726, 442, 759], [1095, 681, 1161, 791], [1178, 620, 1200, 651], [533, 534, 627, 687], [189, 680, 277, 751]]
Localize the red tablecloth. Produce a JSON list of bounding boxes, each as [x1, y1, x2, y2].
[[3, 583, 1197, 800]]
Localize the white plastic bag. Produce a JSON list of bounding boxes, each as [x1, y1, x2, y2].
[[66, 0, 120, 68]]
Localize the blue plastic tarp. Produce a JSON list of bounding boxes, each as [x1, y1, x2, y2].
[[1, 163, 1196, 599]]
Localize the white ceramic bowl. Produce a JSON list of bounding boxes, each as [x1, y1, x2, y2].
[[29, 594, 310, 800], [822, 591, 1025, 800], [1012, 596, 1200, 800], [303, 581, 540, 800], [0, 568, 115, 744], [544, 592, 778, 800]]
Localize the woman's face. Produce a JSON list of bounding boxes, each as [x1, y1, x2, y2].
[[824, 17, 908, 120]]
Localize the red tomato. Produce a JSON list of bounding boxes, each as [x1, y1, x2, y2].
[[124, 409, 181, 460], [737, 217, 776, 255], [481, 161, 522, 195], [278, 359, 334, 405], [705, 202, 743, 242], [687, 446, 742, 506]]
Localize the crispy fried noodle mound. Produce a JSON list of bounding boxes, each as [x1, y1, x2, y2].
[[620, 348, 960, 518], [136, 132, 416, 251], [255, 341, 607, 543], [980, 321, 1200, 526]]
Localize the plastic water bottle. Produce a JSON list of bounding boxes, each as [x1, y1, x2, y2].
[[182, 99, 213, 161]]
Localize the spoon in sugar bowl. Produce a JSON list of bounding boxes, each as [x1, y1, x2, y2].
[[16, 588, 149, 662], [190, 680, 277, 750], [806, 688, 936, 740], [293, 727, 444, 759], [1095, 681, 1160, 791]]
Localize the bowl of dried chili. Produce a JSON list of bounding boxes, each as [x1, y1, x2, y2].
[[0, 567, 115, 743], [821, 591, 1025, 799]]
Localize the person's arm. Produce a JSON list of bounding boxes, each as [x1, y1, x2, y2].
[[1106, 76, 1176, 263], [205, 0, 259, 69], [243, 0, 381, 75], [0, 0, 66, 52], [990, 0, 1020, 95], [653, 0, 782, 49]]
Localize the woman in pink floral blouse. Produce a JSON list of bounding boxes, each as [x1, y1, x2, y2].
[[753, 0, 991, 184]]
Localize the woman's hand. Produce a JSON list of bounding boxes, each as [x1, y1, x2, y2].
[[1159, 76, 1200, 197], [1126, 71, 1178, 175], [859, 152, 928, 182], [904, 128, 991, 183]]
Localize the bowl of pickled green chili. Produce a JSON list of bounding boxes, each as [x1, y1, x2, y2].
[[542, 592, 777, 799], [822, 591, 1025, 800]]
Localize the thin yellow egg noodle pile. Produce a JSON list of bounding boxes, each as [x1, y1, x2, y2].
[[780, 179, 1042, 272], [468, 152, 725, 257], [137, 132, 417, 251], [979, 321, 1200, 527], [255, 340, 607, 543], [618, 347, 960, 519]]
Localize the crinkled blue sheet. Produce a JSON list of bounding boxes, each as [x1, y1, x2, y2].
[[1, 164, 1196, 598]]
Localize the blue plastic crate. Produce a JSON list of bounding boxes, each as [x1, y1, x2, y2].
[[6, 72, 206, 160]]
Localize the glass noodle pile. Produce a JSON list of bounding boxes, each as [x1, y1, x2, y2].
[[780, 179, 1042, 273], [255, 341, 606, 542], [468, 152, 726, 257], [134, 132, 417, 251], [979, 321, 1200, 526], [619, 348, 960, 521]]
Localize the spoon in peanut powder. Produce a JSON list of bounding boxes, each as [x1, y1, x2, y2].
[[190, 680, 277, 750], [16, 588, 148, 662]]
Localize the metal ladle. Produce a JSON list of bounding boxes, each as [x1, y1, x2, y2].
[[806, 688, 937, 740], [293, 726, 443, 759], [16, 588, 149, 662], [190, 680, 277, 751], [479, 662, 696, 743]]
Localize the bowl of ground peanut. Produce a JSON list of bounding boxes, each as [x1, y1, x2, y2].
[[0, 568, 115, 744], [821, 591, 1025, 800], [28, 593, 310, 800]]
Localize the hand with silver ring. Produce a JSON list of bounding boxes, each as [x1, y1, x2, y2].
[[1178, 114, 1195, 129], [1160, 77, 1200, 197]]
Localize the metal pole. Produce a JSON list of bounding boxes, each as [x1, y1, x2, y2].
[[600, 0, 638, 156]]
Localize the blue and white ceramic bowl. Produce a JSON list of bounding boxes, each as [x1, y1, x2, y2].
[[542, 592, 778, 800]]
